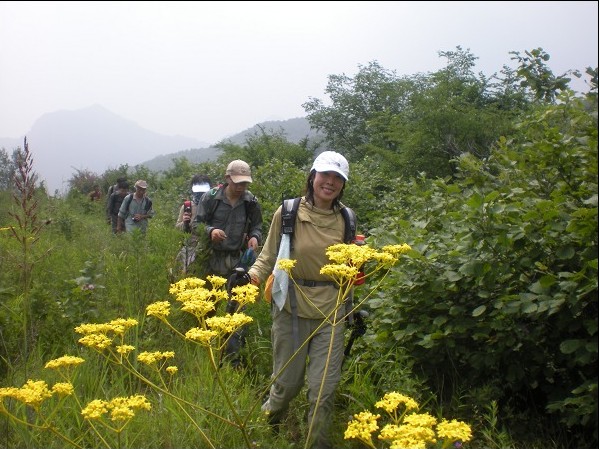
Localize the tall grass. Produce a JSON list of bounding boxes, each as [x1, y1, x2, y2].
[[0, 172, 539, 448]]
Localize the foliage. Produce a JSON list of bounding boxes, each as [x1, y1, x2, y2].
[[366, 90, 598, 446], [216, 126, 316, 170]]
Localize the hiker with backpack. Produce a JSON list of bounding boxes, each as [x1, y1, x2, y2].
[[246, 151, 357, 449], [174, 174, 212, 275], [107, 180, 129, 234], [117, 179, 155, 234], [175, 174, 212, 233], [192, 160, 263, 367]]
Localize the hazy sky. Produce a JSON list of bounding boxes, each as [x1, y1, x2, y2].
[[1, 1, 598, 144]]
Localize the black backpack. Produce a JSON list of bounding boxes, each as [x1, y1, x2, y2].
[[280, 197, 357, 249]]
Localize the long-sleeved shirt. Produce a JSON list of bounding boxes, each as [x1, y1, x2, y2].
[[249, 197, 350, 319]]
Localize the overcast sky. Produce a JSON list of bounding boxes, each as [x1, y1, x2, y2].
[[1, 1, 598, 144]]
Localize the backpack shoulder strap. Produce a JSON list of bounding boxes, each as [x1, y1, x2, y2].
[[281, 197, 301, 236], [204, 187, 220, 222], [123, 193, 133, 211], [341, 206, 357, 243]]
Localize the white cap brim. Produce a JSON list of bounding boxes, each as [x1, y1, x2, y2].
[[192, 183, 210, 193]]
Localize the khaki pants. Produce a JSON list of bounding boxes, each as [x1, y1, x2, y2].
[[262, 307, 345, 449]]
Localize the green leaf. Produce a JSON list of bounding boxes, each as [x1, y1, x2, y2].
[[472, 305, 486, 317], [560, 339, 583, 354]]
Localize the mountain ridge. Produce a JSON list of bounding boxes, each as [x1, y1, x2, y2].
[[0, 105, 316, 194]]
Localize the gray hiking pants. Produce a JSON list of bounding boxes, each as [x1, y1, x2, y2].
[[262, 307, 345, 449]]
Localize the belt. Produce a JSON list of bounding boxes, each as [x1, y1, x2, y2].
[[295, 279, 338, 288]]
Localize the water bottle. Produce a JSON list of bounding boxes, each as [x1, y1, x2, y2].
[[353, 234, 366, 285]]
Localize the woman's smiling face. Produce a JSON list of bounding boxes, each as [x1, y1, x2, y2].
[[312, 170, 345, 209]]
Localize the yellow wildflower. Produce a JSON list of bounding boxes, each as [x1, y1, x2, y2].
[[166, 366, 178, 375], [15, 380, 53, 408], [375, 391, 419, 414], [404, 412, 437, 428], [230, 283, 259, 307], [52, 382, 75, 396], [169, 277, 207, 295], [174, 287, 212, 304], [108, 318, 138, 334], [344, 411, 380, 444], [436, 419, 472, 443], [185, 327, 218, 345], [82, 399, 109, 419], [382, 243, 411, 255], [180, 299, 215, 317], [78, 333, 113, 350], [137, 351, 175, 365], [116, 345, 135, 354], [146, 301, 171, 318], [276, 258, 296, 272], [206, 275, 227, 289], [206, 313, 253, 335], [44, 355, 85, 370], [320, 264, 359, 281]]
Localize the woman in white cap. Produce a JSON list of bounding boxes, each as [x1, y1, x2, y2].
[[247, 151, 354, 449]]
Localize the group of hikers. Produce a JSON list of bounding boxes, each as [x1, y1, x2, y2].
[[101, 152, 358, 449]]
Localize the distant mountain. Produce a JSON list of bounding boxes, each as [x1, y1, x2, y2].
[[0, 104, 211, 194], [139, 117, 325, 172], [0, 106, 323, 194]]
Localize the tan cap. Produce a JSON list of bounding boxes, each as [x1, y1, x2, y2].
[[134, 180, 148, 189], [226, 160, 253, 183]]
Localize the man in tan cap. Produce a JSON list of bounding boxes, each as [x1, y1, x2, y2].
[[117, 180, 155, 234], [192, 160, 263, 367]]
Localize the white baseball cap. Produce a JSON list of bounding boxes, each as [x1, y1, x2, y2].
[[311, 151, 349, 181], [192, 183, 210, 193]]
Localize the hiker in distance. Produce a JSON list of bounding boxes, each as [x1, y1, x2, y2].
[[247, 151, 356, 449], [117, 179, 155, 234]]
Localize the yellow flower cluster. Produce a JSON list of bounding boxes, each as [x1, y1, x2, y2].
[[137, 351, 175, 365], [344, 411, 381, 444], [81, 394, 151, 422], [375, 391, 419, 414], [345, 392, 473, 449], [51, 382, 75, 396], [75, 319, 139, 350], [168, 276, 207, 295], [206, 314, 253, 334], [0, 380, 53, 409], [146, 301, 171, 319], [229, 283, 259, 308], [44, 355, 85, 370], [319, 242, 412, 288], [185, 327, 218, 345], [436, 418, 473, 443], [276, 258, 296, 272]]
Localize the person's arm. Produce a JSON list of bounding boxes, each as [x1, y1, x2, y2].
[[175, 205, 187, 231], [247, 200, 263, 250]]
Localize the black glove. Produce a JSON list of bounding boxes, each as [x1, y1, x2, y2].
[[226, 268, 251, 313]]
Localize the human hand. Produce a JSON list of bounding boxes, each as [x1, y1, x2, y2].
[[183, 212, 191, 223], [247, 236, 258, 251], [211, 229, 227, 242]]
